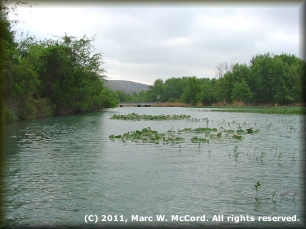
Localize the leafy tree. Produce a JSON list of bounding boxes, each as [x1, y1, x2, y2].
[[115, 90, 130, 102], [275, 53, 305, 103], [164, 77, 185, 102], [146, 78, 165, 102], [98, 87, 119, 109], [249, 52, 273, 104], [199, 78, 216, 105], [249, 52, 305, 104], [4, 31, 118, 120], [138, 90, 149, 102], [231, 79, 253, 103], [181, 76, 201, 106], [214, 75, 232, 104]]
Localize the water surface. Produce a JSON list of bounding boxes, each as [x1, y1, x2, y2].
[[4, 107, 306, 228]]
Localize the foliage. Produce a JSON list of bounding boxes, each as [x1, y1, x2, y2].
[[115, 90, 149, 103], [211, 106, 306, 115], [181, 76, 201, 106], [146, 78, 165, 102], [2, 0, 305, 121], [110, 52, 305, 108], [231, 79, 253, 103], [130, 53, 305, 107], [4, 31, 118, 120], [164, 77, 187, 102]]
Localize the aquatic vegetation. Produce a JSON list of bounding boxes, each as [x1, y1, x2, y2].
[[278, 153, 283, 160], [109, 113, 261, 147], [272, 190, 277, 200], [110, 123, 261, 146], [109, 127, 185, 144], [191, 136, 209, 143], [232, 134, 243, 140], [228, 128, 259, 135], [110, 113, 191, 121], [246, 128, 257, 134], [178, 127, 218, 134], [255, 180, 261, 197], [233, 146, 238, 156]]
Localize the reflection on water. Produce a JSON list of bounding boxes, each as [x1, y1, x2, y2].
[[4, 107, 306, 228]]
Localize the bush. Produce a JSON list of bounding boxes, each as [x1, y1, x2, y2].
[[35, 98, 56, 118], [5, 108, 19, 122]]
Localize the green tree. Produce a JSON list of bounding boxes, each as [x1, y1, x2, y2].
[[249, 52, 305, 104], [249, 52, 274, 104], [98, 87, 119, 108], [275, 53, 305, 103], [164, 77, 185, 102], [214, 76, 231, 104], [146, 78, 165, 102], [231, 79, 253, 103], [5, 32, 118, 119], [199, 78, 216, 105], [181, 76, 201, 106]]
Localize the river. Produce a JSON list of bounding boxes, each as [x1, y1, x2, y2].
[[4, 107, 306, 228]]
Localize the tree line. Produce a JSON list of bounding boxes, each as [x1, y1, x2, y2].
[[2, 2, 119, 121], [117, 53, 306, 106]]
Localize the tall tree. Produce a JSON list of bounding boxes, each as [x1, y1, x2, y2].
[[164, 77, 185, 102], [215, 62, 234, 78], [214, 74, 232, 104], [231, 79, 253, 103], [146, 78, 165, 102], [181, 76, 201, 106], [199, 78, 216, 105]]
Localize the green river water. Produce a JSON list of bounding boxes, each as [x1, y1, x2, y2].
[[4, 107, 306, 228]]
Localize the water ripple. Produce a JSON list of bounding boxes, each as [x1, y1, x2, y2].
[[4, 109, 304, 227]]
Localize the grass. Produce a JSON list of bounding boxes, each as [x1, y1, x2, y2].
[[210, 106, 306, 115], [148, 102, 305, 115]]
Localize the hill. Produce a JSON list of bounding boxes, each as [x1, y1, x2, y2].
[[104, 80, 150, 94]]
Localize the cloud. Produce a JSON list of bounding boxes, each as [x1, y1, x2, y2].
[[10, 3, 300, 85]]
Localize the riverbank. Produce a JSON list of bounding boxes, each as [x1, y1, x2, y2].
[[5, 102, 305, 123], [149, 102, 306, 115], [210, 106, 306, 115]]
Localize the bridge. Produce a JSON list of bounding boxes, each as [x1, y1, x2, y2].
[[119, 102, 154, 107]]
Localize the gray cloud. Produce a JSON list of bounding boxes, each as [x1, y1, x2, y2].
[[10, 3, 300, 85]]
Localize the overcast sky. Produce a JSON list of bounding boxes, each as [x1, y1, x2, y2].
[[9, 1, 303, 85]]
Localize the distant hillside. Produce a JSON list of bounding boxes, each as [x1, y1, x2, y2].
[[104, 80, 150, 94]]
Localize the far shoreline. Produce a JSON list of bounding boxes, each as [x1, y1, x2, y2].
[[147, 102, 306, 115]]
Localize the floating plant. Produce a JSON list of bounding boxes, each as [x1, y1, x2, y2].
[[109, 127, 185, 144], [109, 123, 260, 146], [177, 127, 218, 134], [272, 190, 277, 200], [255, 180, 261, 197], [232, 134, 243, 140], [191, 136, 209, 143], [110, 113, 191, 121]]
